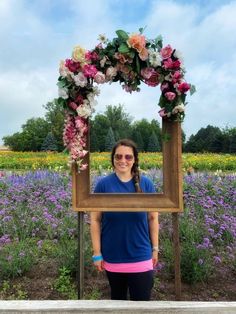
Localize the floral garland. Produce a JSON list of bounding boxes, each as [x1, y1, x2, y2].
[[56, 28, 195, 171]]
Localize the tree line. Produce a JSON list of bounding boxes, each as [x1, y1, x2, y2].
[[2, 100, 236, 153]]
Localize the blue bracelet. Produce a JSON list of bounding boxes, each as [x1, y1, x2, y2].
[[92, 255, 103, 262]]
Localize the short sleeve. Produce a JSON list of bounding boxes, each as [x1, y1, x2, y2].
[[141, 176, 156, 193]]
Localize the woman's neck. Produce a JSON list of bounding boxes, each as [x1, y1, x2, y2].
[[115, 171, 133, 182]]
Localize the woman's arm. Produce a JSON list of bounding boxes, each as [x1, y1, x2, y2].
[[148, 212, 159, 267], [90, 211, 104, 271]]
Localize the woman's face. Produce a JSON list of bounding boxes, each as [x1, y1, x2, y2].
[[113, 145, 135, 176]]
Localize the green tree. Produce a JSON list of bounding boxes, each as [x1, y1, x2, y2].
[[185, 125, 223, 153], [2, 132, 27, 151], [90, 105, 133, 151], [105, 127, 116, 151], [41, 132, 58, 151], [147, 131, 160, 152], [43, 99, 65, 151], [131, 119, 161, 151], [132, 130, 144, 151], [90, 114, 110, 151], [104, 104, 133, 140], [3, 118, 49, 151]]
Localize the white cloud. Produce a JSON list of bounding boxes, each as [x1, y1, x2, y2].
[[0, 69, 57, 139]]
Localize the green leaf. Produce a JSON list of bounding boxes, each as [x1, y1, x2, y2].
[[118, 43, 130, 54], [116, 30, 129, 40], [139, 26, 147, 34], [57, 80, 66, 88], [127, 50, 135, 58], [190, 84, 196, 95], [135, 55, 140, 74], [155, 35, 163, 49]]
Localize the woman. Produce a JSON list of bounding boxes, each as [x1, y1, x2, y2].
[[90, 139, 159, 301]]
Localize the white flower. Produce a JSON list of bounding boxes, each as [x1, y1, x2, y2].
[[148, 50, 162, 67], [98, 34, 107, 43], [72, 72, 88, 87], [92, 86, 100, 96], [58, 87, 68, 99], [173, 50, 184, 64], [76, 102, 92, 118], [59, 60, 70, 77], [87, 93, 94, 102], [172, 103, 185, 114]]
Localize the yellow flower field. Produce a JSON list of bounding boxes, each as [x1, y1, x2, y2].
[[0, 151, 236, 172]]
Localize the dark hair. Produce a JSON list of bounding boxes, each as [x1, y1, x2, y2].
[[111, 139, 142, 193]]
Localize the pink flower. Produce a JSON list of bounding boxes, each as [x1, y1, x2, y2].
[[65, 59, 80, 73], [172, 71, 182, 83], [161, 82, 169, 92], [160, 45, 173, 59], [177, 82, 190, 93], [68, 102, 78, 111], [80, 163, 88, 171], [94, 71, 106, 84], [163, 58, 181, 70], [82, 64, 98, 78], [141, 68, 160, 87], [165, 91, 176, 101], [75, 94, 84, 104], [75, 116, 88, 135], [141, 67, 154, 79], [85, 51, 99, 62], [158, 108, 168, 118]]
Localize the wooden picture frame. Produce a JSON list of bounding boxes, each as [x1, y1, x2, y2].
[[72, 119, 183, 212]]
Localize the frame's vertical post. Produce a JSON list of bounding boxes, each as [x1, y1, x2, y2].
[[77, 211, 84, 299], [172, 212, 181, 300]]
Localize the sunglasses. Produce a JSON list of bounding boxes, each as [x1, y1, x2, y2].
[[114, 154, 134, 161]]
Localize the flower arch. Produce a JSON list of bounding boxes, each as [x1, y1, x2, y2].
[[56, 28, 195, 171]]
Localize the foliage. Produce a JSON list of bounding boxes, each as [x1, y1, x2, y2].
[[90, 104, 133, 151], [147, 131, 160, 152], [0, 281, 28, 300], [105, 127, 116, 151], [41, 132, 58, 151], [54, 267, 77, 299], [1, 151, 236, 172], [0, 170, 235, 287], [184, 125, 236, 153], [43, 99, 65, 151], [3, 118, 50, 151], [0, 240, 37, 279]]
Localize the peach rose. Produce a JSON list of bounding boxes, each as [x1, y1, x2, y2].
[[127, 33, 146, 53], [139, 48, 149, 61]]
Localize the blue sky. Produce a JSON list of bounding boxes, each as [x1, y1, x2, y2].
[[0, 0, 236, 144]]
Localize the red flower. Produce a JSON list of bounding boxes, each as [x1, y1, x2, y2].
[[65, 59, 80, 72], [178, 82, 190, 93]]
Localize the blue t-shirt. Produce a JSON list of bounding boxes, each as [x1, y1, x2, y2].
[[94, 173, 155, 263]]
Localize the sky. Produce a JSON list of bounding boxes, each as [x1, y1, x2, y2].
[[0, 0, 236, 144]]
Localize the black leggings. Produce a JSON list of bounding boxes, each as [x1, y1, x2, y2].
[[106, 270, 154, 301]]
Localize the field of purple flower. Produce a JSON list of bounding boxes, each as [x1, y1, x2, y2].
[[0, 170, 235, 300]]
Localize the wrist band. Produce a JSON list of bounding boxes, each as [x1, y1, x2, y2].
[[92, 255, 103, 262], [152, 246, 159, 252]]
